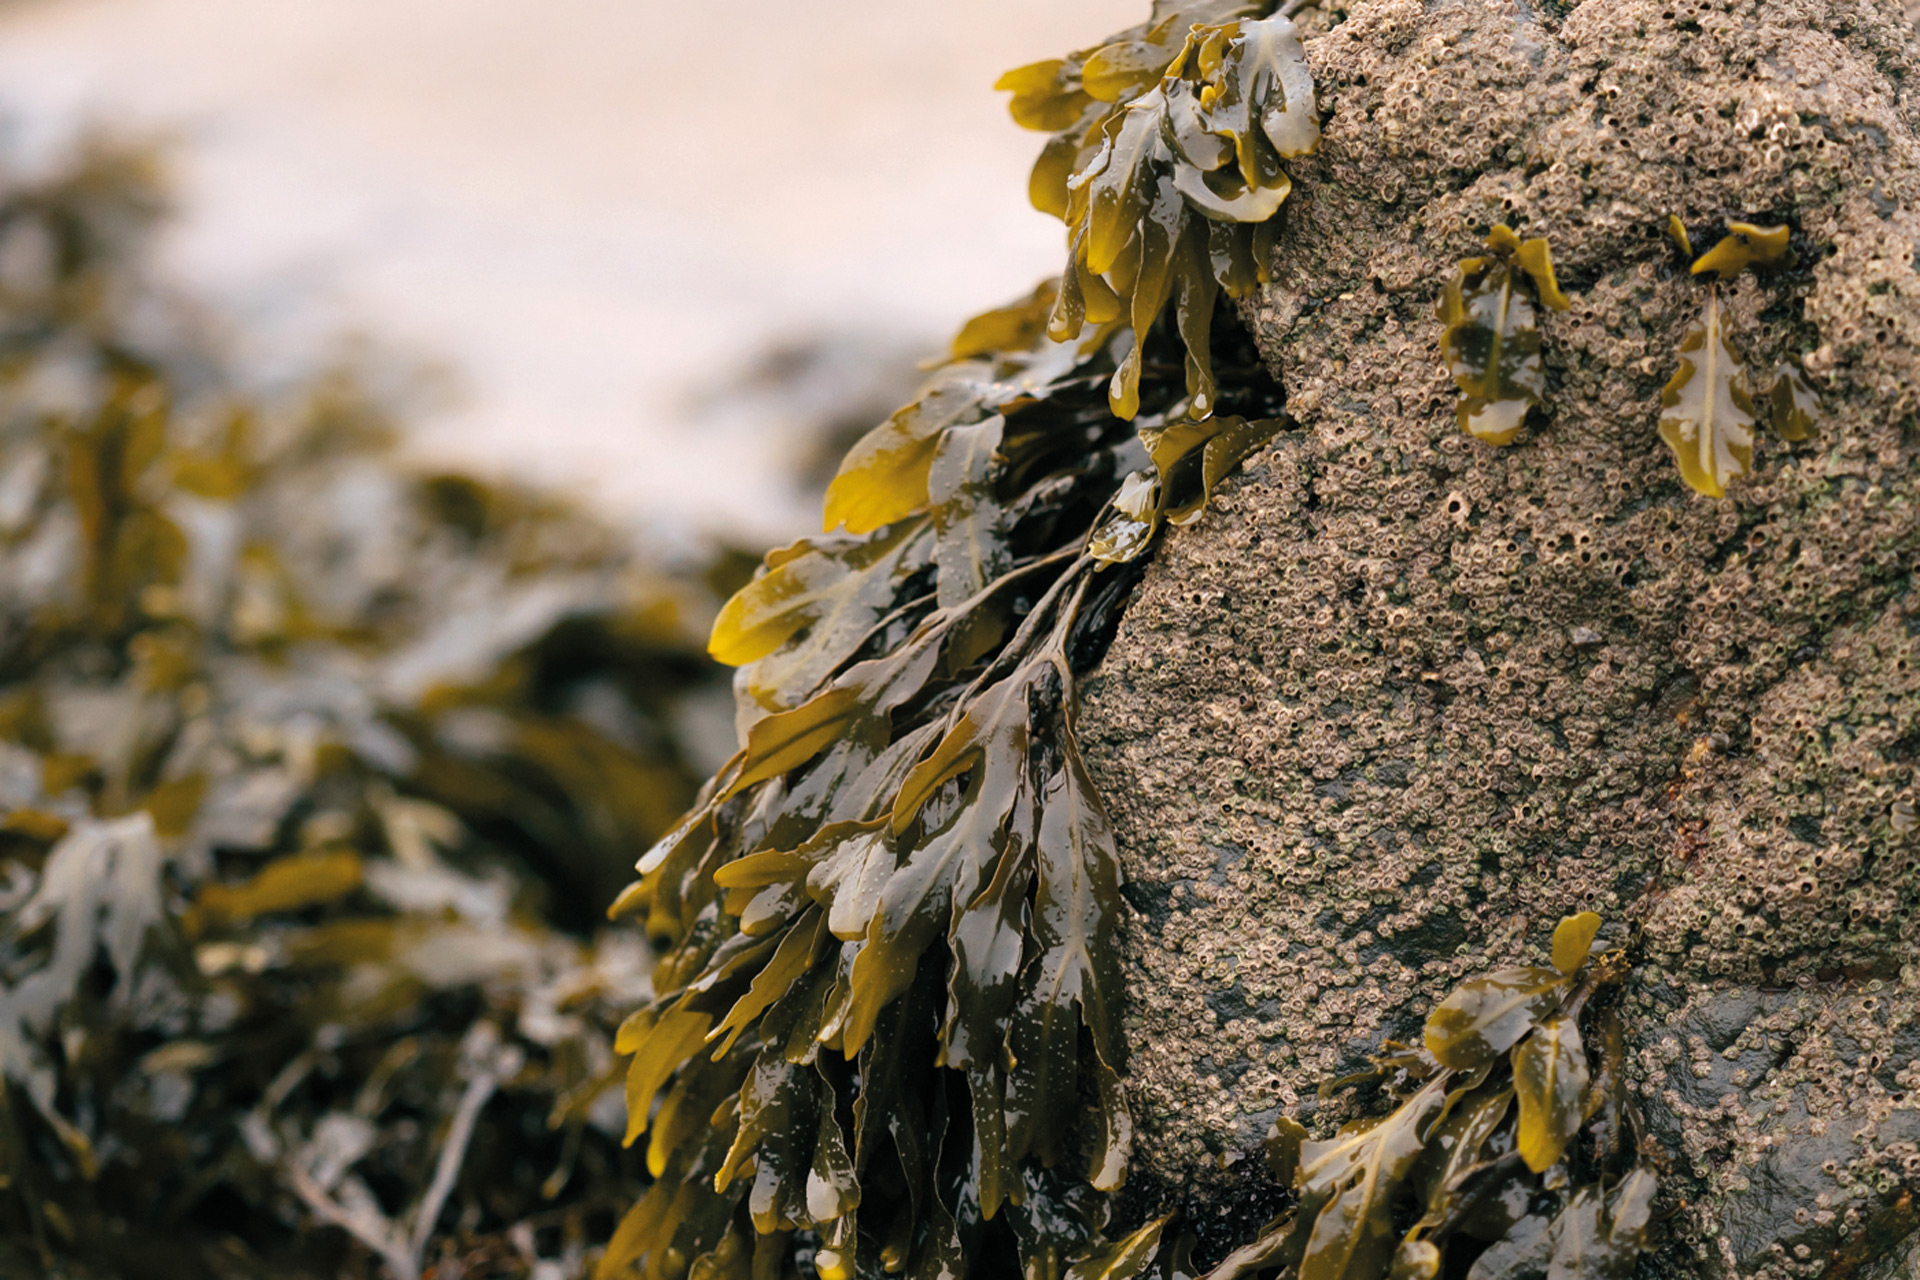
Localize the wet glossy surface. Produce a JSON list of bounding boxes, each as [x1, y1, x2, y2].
[[1658, 287, 1758, 498]]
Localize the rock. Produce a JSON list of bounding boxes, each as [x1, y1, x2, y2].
[[1079, 0, 1920, 1272]]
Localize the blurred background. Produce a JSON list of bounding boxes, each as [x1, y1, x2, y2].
[[0, 6, 1177, 1272], [0, 0, 1138, 549]]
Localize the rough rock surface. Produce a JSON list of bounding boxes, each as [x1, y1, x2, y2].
[[1078, 0, 1920, 1272]]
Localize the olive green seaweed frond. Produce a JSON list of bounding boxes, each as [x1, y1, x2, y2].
[[1435, 225, 1570, 446], [1441, 214, 1822, 500], [1659, 217, 1817, 497], [1001, 1, 1320, 422]]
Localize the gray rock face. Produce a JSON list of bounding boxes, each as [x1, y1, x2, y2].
[[1078, 0, 1920, 1272]]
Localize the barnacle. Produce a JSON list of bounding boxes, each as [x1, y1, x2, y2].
[[1435, 225, 1571, 445], [1000, 2, 1319, 422]]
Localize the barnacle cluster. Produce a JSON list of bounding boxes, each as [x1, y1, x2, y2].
[[1073, 0, 1920, 1268], [0, 142, 727, 1278]]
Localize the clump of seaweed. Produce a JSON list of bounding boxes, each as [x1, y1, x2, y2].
[[1435, 225, 1570, 445], [1659, 218, 1818, 496], [1066, 915, 1660, 1280], [998, 1, 1319, 421], [603, 10, 1678, 1280], [598, 16, 1308, 1254], [0, 140, 728, 1279], [602, 263, 1289, 1280]]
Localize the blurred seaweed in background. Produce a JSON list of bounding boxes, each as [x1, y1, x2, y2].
[[0, 137, 733, 1280]]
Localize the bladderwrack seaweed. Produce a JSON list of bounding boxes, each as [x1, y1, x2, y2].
[[1004, 4, 1319, 423], [1435, 225, 1569, 447], [606, 254, 1288, 1278], [1658, 217, 1820, 497]]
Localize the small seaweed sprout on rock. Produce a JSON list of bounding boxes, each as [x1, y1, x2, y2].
[[1660, 217, 1819, 497], [1435, 225, 1571, 446]]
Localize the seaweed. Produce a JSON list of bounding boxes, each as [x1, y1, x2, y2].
[[603, 266, 1289, 1279], [601, 19, 1307, 1255], [603, 12, 1311, 1274], [0, 141, 731, 1279], [1435, 226, 1570, 446], [1664, 214, 1692, 261], [1765, 359, 1820, 442], [1657, 219, 1818, 496], [1089, 413, 1283, 564], [1439, 216, 1818, 493], [1687, 220, 1792, 280], [1039, 914, 1659, 1280], [1658, 286, 1757, 498], [999, 3, 1319, 421]]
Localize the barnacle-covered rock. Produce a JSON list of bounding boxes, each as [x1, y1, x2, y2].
[[1078, 0, 1920, 1274]]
